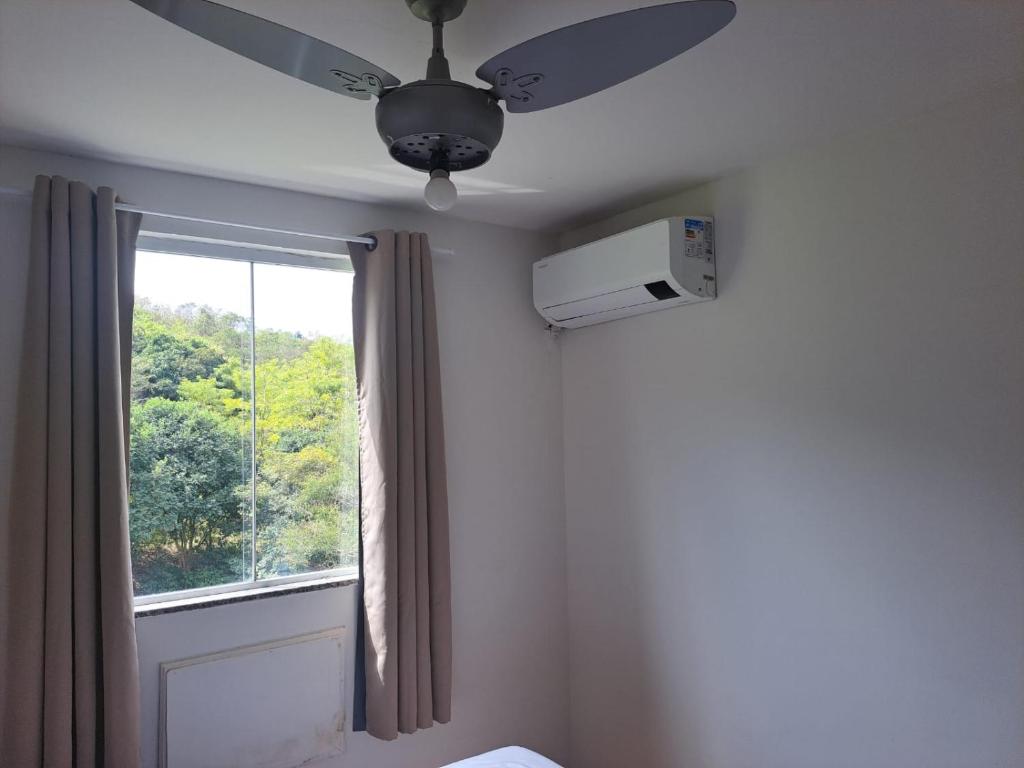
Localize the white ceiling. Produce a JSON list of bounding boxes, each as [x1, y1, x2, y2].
[[1, 0, 1021, 231]]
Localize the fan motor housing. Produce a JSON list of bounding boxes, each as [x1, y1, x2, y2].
[[376, 80, 504, 173], [405, 0, 468, 23]]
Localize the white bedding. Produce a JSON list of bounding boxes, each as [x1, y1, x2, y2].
[[441, 746, 563, 768]]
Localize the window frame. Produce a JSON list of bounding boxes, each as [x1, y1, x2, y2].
[[132, 567, 359, 608], [131, 227, 359, 610]]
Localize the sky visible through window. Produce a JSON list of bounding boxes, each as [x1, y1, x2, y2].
[[134, 251, 354, 341]]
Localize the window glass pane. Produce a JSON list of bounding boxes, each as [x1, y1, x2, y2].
[[251, 264, 358, 579], [129, 252, 254, 596]]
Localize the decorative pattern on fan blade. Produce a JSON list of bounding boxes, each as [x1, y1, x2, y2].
[[129, 0, 400, 100], [477, 0, 735, 113]]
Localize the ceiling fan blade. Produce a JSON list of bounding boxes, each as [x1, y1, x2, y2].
[[129, 0, 400, 100], [476, 0, 735, 113]]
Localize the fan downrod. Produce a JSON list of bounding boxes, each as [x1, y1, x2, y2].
[[405, 0, 468, 24]]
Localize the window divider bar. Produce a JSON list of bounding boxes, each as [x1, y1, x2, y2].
[[248, 262, 259, 583]]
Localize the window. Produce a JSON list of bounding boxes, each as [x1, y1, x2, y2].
[[129, 250, 358, 600]]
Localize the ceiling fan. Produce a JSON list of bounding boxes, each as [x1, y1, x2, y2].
[[129, 0, 736, 211]]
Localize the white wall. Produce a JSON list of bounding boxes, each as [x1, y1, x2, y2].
[[557, 80, 1024, 768], [0, 146, 569, 768]]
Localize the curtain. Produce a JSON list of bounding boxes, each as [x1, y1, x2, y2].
[[350, 230, 453, 740], [1, 176, 142, 766]]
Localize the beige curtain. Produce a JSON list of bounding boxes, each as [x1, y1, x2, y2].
[[350, 230, 452, 740], [1, 176, 142, 766]]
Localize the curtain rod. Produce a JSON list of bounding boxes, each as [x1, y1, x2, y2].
[[0, 185, 378, 249]]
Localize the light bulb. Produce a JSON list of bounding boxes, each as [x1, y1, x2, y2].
[[424, 169, 458, 212]]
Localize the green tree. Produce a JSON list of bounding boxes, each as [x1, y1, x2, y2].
[[127, 297, 358, 594], [132, 311, 226, 401], [252, 337, 358, 577], [129, 397, 247, 594]]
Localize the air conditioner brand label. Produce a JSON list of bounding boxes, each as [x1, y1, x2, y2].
[[683, 218, 714, 260]]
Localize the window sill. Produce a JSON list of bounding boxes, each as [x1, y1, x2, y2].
[[134, 573, 359, 618]]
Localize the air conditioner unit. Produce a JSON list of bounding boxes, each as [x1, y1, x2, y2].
[[534, 217, 716, 329]]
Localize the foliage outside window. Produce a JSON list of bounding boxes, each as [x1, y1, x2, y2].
[[129, 251, 358, 598]]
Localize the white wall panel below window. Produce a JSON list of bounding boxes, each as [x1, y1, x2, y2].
[[161, 629, 347, 768]]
